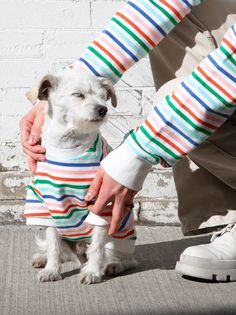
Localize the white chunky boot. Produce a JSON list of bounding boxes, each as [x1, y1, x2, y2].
[[175, 224, 236, 281]]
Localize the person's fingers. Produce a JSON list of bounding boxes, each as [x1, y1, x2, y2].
[[108, 199, 125, 236], [27, 156, 38, 174], [85, 167, 104, 201], [28, 109, 45, 145], [87, 195, 112, 214], [23, 148, 46, 162], [22, 143, 46, 154]]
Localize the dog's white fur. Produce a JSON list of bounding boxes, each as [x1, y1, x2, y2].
[[29, 71, 137, 283]]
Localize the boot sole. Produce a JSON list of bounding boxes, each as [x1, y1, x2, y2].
[[175, 255, 236, 282]]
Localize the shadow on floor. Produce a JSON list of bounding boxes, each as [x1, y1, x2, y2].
[[134, 234, 210, 272], [61, 234, 210, 280]]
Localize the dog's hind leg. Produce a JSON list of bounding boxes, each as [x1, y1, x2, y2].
[[37, 227, 62, 282], [103, 248, 138, 277], [79, 225, 107, 284]]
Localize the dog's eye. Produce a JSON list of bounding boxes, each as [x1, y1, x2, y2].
[[72, 92, 85, 99], [106, 90, 111, 100]]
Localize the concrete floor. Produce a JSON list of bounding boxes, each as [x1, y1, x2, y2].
[[0, 225, 236, 315]]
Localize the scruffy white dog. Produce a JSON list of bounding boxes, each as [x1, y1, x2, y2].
[[24, 71, 137, 284]]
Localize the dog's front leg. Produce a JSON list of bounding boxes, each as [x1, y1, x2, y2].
[[79, 225, 107, 284], [38, 227, 62, 282]]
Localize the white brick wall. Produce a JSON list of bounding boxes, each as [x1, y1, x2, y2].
[[0, 0, 179, 225]]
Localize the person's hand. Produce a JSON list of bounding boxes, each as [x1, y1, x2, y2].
[[85, 167, 136, 236], [20, 101, 47, 173]]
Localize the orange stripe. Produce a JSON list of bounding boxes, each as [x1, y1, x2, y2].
[[172, 94, 216, 130], [159, 0, 183, 20], [223, 37, 236, 54], [145, 119, 185, 155], [197, 66, 234, 101], [113, 230, 135, 239], [117, 12, 155, 47], [93, 41, 126, 72], [35, 172, 93, 183]]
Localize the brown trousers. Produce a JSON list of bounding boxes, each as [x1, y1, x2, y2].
[[149, 0, 236, 235]]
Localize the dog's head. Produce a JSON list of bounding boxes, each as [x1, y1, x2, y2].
[[26, 71, 117, 134]]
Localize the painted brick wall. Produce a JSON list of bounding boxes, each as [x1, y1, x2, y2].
[[0, 0, 179, 225]]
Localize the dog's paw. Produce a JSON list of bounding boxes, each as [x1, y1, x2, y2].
[[37, 269, 62, 282], [103, 263, 124, 277], [32, 253, 47, 268], [79, 266, 102, 285]]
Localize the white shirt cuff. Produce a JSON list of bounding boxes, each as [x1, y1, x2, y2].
[[101, 142, 152, 191]]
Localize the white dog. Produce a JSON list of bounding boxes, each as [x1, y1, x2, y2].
[[24, 71, 137, 283]]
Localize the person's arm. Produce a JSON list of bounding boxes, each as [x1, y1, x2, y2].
[[101, 24, 236, 191], [86, 24, 236, 235], [67, 0, 204, 83]]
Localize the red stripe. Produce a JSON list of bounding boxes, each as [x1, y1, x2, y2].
[[117, 12, 156, 47], [145, 119, 186, 155], [35, 172, 93, 183], [50, 203, 87, 214], [24, 213, 50, 217], [172, 94, 216, 130], [93, 41, 126, 72], [61, 227, 93, 237], [197, 66, 235, 102], [159, 0, 183, 20]]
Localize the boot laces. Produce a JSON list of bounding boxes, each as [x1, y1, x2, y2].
[[210, 224, 236, 243]]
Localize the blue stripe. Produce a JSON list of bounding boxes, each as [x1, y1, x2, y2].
[[79, 57, 100, 76], [118, 210, 132, 231], [232, 24, 236, 37], [46, 159, 99, 167], [56, 214, 88, 229], [154, 106, 198, 146], [42, 194, 84, 202], [103, 30, 138, 62], [208, 54, 236, 83], [128, 1, 166, 37], [182, 82, 229, 119], [181, 0, 192, 9], [25, 199, 42, 203]]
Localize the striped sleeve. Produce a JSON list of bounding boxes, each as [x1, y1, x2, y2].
[[101, 24, 236, 190], [125, 24, 236, 165], [68, 0, 204, 83]]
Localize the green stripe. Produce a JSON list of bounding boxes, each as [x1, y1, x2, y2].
[[112, 17, 150, 52], [193, 71, 234, 108], [88, 46, 122, 78], [220, 46, 236, 66], [166, 95, 211, 136], [129, 236, 137, 240], [140, 125, 181, 160], [130, 130, 159, 161], [34, 179, 90, 189], [52, 208, 88, 220], [87, 134, 99, 152], [62, 236, 91, 241], [27, 185, 44, 203], [149, 0, 178, 26]]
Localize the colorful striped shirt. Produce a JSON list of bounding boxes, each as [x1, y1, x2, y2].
[[65, 0, 236, 169], [24, 133, 136, 248]]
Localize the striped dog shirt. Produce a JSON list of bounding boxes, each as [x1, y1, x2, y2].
[[24, 133, 136, 254]]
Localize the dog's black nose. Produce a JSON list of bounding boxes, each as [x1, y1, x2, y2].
[[96, 105, 108, 118]]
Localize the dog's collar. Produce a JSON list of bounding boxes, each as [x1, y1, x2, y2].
[[42, 133, 99, 159]]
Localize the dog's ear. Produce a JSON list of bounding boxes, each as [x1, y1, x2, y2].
[[99, 77, 117, 108], [25, 74, 58, 105]]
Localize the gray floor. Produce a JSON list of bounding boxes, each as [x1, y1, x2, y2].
[[0, 225, 236, 315]]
